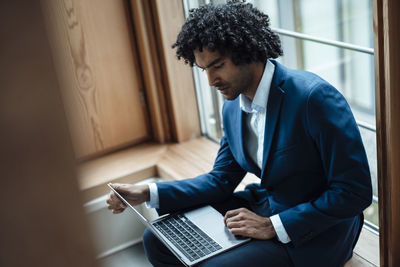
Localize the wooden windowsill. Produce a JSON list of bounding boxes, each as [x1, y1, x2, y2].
[[77, 137, 379, 266], [77, 137, 221, 202]]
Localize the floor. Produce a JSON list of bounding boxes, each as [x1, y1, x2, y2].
[[98, 243, 152, 267], [96, 236, 376, 267]]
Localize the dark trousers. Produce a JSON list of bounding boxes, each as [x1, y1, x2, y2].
[[142, 191, 294, 267]]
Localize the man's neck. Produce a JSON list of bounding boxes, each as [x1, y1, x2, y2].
[[243, 61, 267, 101]]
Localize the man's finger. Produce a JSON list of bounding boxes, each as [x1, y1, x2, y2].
[[112, 207, 125, 214], [226, 221, 244, 229], [107, 191, 125, 206], [225, 209, 250, 225], [109, 191, 118, 200], [107, 201, 122, 210], [110, 183, 130, 194], [109, 193, 123, 206], [229, 227, 250, 237], [224, 207, 248, 222], [106, 194, 117, 204], [226, 213, 244, 224], [225, 208, 242, 218]]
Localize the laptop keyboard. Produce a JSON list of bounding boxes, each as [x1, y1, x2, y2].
[[153, 214, 222, 262]]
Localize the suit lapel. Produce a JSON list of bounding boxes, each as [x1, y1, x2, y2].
[[237, 106, 246, 163], [260, 63, 286, 179]]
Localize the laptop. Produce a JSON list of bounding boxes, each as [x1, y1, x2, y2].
[[107, 183, 251, 266]]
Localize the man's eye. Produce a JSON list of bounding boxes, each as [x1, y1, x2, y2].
[[214, 63, 224, 69]]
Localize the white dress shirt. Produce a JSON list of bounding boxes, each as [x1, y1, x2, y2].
[[146, 60, 291, 244]]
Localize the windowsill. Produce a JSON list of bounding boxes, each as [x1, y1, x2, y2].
[[77, 137, 379, 267], [350, 226, 379, 266], [77, 137, 220, 202]]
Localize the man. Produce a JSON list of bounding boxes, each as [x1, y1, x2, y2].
[[106, 1, 372, 266]]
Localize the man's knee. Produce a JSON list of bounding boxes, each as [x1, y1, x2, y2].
[[142, 229, 158, 258]]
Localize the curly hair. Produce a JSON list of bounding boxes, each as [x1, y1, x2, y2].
[[172, 0, 283, 67]]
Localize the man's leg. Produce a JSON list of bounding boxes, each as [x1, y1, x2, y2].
[[199, 238, 293, 267], [143, 228, 293, 267], [142, 228, 184, 267]]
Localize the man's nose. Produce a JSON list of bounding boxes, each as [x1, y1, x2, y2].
[[206, 71, 217, 87]]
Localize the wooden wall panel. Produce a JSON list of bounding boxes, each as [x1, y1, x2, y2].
[[373, 0, 400, 266], [151, 0, 201, 142], [0, 1, 97, 266], [42, 0, 150, 159]]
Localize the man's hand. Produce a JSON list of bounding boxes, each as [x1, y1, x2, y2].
[[106, 183, 150, 214], [224, 208, 277, 240]]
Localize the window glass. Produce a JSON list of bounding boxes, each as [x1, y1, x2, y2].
[[252, 0, 373, 48]]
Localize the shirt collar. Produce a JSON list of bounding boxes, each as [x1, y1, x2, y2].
[[240, 59, 275, 113]]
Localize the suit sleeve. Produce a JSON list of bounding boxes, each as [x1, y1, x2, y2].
[[156, 136, 247, 215], [278, 83, 372, 247]]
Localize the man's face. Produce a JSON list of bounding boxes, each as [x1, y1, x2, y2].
[[194, 48, 255, 100]]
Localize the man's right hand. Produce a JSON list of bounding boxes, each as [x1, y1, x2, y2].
[[106, 183, 150, 214]]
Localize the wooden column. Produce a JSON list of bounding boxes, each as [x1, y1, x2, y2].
[[373, 0, 400, 266], [0, 1, 97, 266], [129, 0, 172, 143], [150, 0, 201, 142]]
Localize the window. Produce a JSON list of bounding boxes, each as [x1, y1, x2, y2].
[[183, 0, 378, 230]]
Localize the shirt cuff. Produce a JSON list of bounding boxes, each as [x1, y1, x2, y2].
[[270, 214, 291, 244], [145, 182, 159, 209]]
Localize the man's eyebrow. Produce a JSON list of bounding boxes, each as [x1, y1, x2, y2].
[[196, 57, 223, 70], [205, 57, 223, 69]]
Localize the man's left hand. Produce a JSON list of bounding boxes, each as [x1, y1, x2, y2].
[[224, 208, 277, 240]]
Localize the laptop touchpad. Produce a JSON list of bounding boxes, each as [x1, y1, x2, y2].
[[184, 205, 248, 247]]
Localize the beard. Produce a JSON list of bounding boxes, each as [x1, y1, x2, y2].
[[214, 84, 241, 100], [216, 75, 252, 100]]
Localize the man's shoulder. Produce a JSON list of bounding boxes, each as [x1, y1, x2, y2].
[[282, 66, 330, 92], [271, 63, 336, 103]]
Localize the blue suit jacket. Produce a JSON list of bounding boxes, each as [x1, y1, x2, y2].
[[156, 61, 372, 267]]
